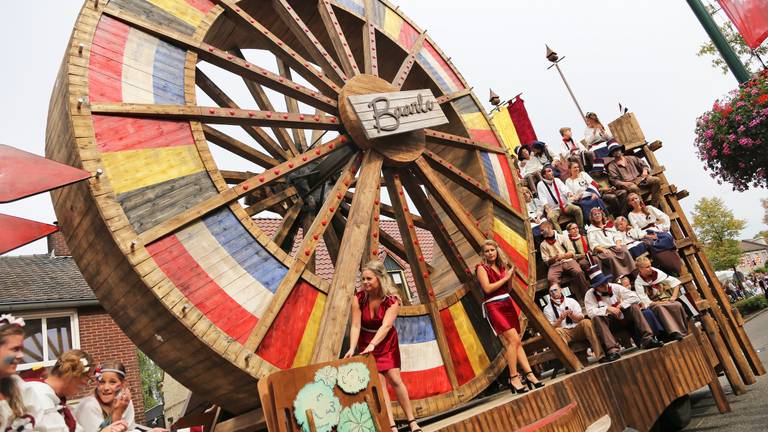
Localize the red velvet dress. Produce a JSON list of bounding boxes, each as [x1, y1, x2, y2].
[[356, 291, 401, 372], [476, 264, 520, 336]]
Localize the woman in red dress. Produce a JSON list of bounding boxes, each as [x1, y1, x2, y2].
[[476, 240, 543, 393], [344, 261, 422, 432]]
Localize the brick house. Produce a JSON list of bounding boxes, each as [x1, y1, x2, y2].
[[0, 232, 146, 423], [737, 238, 768, 274]]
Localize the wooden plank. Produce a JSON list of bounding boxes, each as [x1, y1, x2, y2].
[[425, 129, 506, 154], [203, 125, 279, 169], [362, 0, 379, 76], [90, 103, 342, 130], [392, 32, 427, 90], [691, 321, 731, 413], [243, 154, 363, 352], [136, 135, 351, 245], [216, 0, 338, 96], [273, 198, 304, 246], [436, 88, 472, 105], [102, 5, 339, 113], [311, 151, 385, 362], [245, 186, 298, 216], [275, 59, 309, 153], [318, 0, 361, 77], [384, 169, 459, 389], [272, 0, 347, 85]]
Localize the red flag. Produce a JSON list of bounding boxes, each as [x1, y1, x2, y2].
[[717, 0, 768, 49], [0, 144, 90, 203], [506, 96, 538, 146], [0, 214, 58, 255]]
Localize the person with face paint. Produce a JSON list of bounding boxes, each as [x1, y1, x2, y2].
[[476, 240, 543, 394], [0, 314, 29, 431], [345, 261, 421, 432], [584, 266, 663, 363], [22, 350, 128, 432], [543, 284, 603, 360]]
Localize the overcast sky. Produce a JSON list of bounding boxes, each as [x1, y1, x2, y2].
[[1, 0, 765, 256]]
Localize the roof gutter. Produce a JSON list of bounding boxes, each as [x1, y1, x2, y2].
[[0, 299, 101, 313]]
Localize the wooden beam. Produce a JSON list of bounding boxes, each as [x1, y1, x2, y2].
[[362, 180, 381, 262], [311, 151, 385, 362], [384, 170, 459, 389], [219, 170, 256, 184], [362, 0, 379, 76], [276, 59, 310, 153], [196, 70, 289, 161], [343, 191, 428, 230], [203, 125, 280, 169], [102, 6, 339, 113], [318, 0, 360, 77], [243, 154, 363, 352], [90, 103, 342, 131], [217, 0, 339, 96], [435, 88, 472, 105], [273, 198, 304, 246], [425, 129, 506, 154], [423, 150, 526, 221], [245, 186, 298, 216], [136, 135, 351, 246], [232, 48, 300, 157], [272, 0, 347, 86], [392, 32, 427, 90]]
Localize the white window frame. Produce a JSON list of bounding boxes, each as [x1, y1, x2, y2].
[[17, 309, 80, 370], [387, 268, 414, 302]]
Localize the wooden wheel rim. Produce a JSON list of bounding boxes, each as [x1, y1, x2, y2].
[[47, 0, 534, 416]]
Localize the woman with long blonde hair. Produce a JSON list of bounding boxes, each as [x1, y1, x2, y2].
[[0, 315, 27, 431], [344, 261, 421, 432], [475, 240, 543, 393]]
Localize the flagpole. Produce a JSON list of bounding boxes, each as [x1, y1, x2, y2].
[[687, 0, 751, 83], [545, 45, 587, 123]]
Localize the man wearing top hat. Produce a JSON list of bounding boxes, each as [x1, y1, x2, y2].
[[605, 142, 662, 207], [584, 265, 664, 363]]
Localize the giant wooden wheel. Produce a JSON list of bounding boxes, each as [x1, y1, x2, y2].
[[47, 0, 534, 416]]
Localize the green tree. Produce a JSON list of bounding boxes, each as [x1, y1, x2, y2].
[[762, 198, 768, 226], [697, 4, 768, 75], [692, 197, 746, 272], [138, 351, 164, 409]]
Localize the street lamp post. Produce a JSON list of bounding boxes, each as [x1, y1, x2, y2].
[[546, 45, 587, 123]]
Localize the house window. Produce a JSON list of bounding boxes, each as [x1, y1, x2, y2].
[[383, 255, 416, 302], [18, 311, 80, 369]]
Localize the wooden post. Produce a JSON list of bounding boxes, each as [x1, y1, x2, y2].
[[691, 320, 731, 413]]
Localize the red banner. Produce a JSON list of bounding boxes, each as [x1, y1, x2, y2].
[[506, 96, 538, 146], [717, 0, 768, 49]]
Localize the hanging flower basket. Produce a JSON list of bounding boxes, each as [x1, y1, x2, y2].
[[694, 69, 768, 191]]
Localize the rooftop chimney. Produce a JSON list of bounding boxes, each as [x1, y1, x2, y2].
[[47, 222, 71, 256]]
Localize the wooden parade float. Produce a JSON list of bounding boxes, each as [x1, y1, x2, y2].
[[44, 0, 763, 430]]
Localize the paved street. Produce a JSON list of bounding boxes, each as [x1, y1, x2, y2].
[[683, 307, 768, 431]]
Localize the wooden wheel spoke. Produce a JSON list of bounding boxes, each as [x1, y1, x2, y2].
[[362, 0, 379, 76], [392, 32, 427, 90], [90, 103, 341, 131], [203, 125, 280, 169], [230, 49, 300, 157], [363, 186, 381, 261], [277, 59, 310, 152], [400, 171, 475, 284], [197, 69, 289, 160], [423, 150, 526, 221], [245, 186, 298, 216], [243, 153, 365, 352], [217, 0, 339, 96], [272, 0, 348, 85], [412, 157, 485, 252], [436, 89, 472, 105], [343, 191, 429, 230], [273, 198, 305, 248], [311, 151, 385, 362], [384, 169, 459, 389], [318, 0, 360, 77], [219, 170, 257, 184], [102, 7, 338, 113], [425, 129, 506, 154], [136, 135, 352, 245]]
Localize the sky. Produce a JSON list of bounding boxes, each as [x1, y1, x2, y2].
[[1, 0, 766, 256]]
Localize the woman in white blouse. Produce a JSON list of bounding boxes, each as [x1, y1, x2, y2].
[[564, 161, 609, 224], [516, 146, 543, 193], [583, 112, 615, 172], [627, 193, 681, 275], [585, 208, 636, 277]]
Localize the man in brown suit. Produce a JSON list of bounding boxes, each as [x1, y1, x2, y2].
[[606, 143, 661, 207]]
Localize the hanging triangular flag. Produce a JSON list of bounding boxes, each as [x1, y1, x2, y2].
[[0, 144, 90, 203], [0, 214, 58, 255]]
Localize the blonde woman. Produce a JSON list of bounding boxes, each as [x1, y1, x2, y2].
[[22, 350, 129, 432], [0, 315, 27, 431], [476, 240, 543, 394], [344, 261, 421, 432]]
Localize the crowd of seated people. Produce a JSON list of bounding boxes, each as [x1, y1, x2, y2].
[[517, 111, 693, 363]]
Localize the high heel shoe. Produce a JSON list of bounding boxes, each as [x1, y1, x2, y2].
[[524, 371, 544, 389], [508, 374, 529, 394], [407, 419, 423, 432]]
